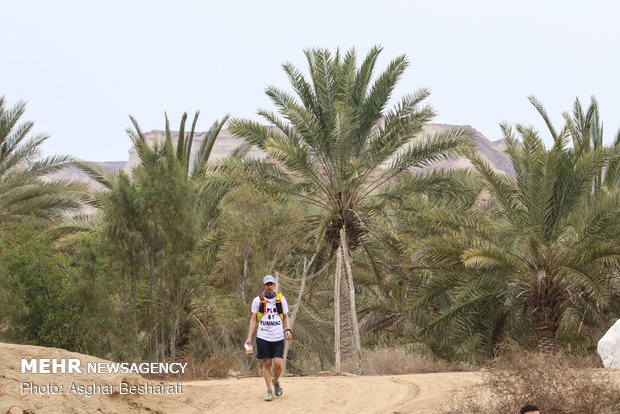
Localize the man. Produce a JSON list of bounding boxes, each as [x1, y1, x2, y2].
[[245, 275, 292, 401], [520, 405, 541, 414]]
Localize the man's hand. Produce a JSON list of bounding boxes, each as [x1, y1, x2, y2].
[[244, 337, 251, 346], [285, 330, 292, 341]]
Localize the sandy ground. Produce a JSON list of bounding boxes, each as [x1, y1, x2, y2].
[[0, 342, 484, 414], [4, 341, 620, 414], [179, 372, 481, 414]]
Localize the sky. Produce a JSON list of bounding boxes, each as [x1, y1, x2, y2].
[[2, 0, 619, 162]]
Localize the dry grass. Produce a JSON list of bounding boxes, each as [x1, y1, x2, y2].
[[362, 347, 475, 375], [441, 352, 620, 414]]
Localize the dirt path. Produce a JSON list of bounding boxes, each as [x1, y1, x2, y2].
[[175, 372, 481, 414], [4, 342, 620, 413], [1, 342, 482, 414]]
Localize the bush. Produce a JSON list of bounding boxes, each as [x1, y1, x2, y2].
[[442, 353, 620, 414], [0, 224, 81, 349]]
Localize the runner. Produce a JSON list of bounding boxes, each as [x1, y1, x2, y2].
[[245, 275, 292, 401]]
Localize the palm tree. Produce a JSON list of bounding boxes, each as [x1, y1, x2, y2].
[[224, 46, 472, 370], [412, 96, 620, 354], [561, 96, 620, 192], [0, 96, 84, 224]]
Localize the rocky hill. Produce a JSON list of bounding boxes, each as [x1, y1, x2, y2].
[[52, 123, 513, 194], [48, 161, 126, 190], [124, 128, 267, 173]]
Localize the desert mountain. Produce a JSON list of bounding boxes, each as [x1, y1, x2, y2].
[[52, 123, 513, 192]]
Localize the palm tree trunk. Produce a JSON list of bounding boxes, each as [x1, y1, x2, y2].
[[340, 228, 362, 374], [535, 328, 556, 355], [490, 313, 507, 357], [283, 254, 315, 373], [334, 248, 342, 374], [529, 274, 562, 355], [338, 268, 356, 369], [170, 315, 179, 361]]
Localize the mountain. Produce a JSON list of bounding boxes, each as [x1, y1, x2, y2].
[[51, 123, 513, 192], [47, 161, 126, 190], [387, 123, 513, 176], [124, 128, 266, 172]]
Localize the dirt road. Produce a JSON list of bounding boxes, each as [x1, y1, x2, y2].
[[1, 342, 482, 413], [5, 342, 620, 413], [175, 372, 481, 413]]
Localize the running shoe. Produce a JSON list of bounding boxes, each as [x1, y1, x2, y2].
[[273, 378, 283, 396], [265, 388, 273, 401]]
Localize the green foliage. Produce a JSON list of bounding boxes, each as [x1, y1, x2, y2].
[[68, 229, 135, 359], [0, 224, 116, 353], [5, 60, 619, 372], [223, 46, 472, 253], [210, 184, 305, 302], [0, 224, 73, 347], [0, 96, 84, 224], [410, 97, 620, 357], [99, 112, 230, 361]]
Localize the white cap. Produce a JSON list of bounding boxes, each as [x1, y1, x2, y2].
[[263, 275, 276, 284]]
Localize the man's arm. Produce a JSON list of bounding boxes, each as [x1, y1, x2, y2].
[[282, 313, 292, 341], [245, 313, 257, 345]]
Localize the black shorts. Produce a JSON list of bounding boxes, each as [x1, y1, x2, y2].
[[256, 338, 284, 359]]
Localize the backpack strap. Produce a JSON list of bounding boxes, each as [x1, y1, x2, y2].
[[275, 293, 284, 321], [257, 295, 266, 322], [257, 293, 284, 322]]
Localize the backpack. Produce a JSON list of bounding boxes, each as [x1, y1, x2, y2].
[[257, 293, 284, 322]]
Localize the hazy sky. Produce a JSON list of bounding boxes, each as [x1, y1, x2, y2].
[[3, 0, 619, 162]]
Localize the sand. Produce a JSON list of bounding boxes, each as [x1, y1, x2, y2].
[[0, 341, 483, 414]]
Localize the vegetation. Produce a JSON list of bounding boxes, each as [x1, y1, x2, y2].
[[0, 223, 116, 353], [410, 96, 620, 357], [0, 96, 84, 224], [442, 353, 620, 413], [224, 46, 474, 369], [101, 112, 231, 362], [0, 48, 618, 380]]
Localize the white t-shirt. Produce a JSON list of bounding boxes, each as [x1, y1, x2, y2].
[[251, 293, 289, 342]]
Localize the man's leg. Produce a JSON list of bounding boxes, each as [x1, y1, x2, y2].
[[273, 357, 283, 381], [262, 358, 273, 389], [272, 357, 283, 396]]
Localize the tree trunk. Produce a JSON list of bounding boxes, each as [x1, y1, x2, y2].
[[338, 268, 356, 369], [490, 313, 507, 357], [268, 241, 282, 272], [121, 278, 128, 330], [529, 273, 562, 355], [170, 315, 179, 361], [334, 248, 342, 374], [535, 329, 556, 354], [159, 270, 165, 362], [340, 228, 362, 374], [149, 243, 158, 362], [242, 250, 249, 303], [130, 261, 141, 359], [282, 254, 315, 374]]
